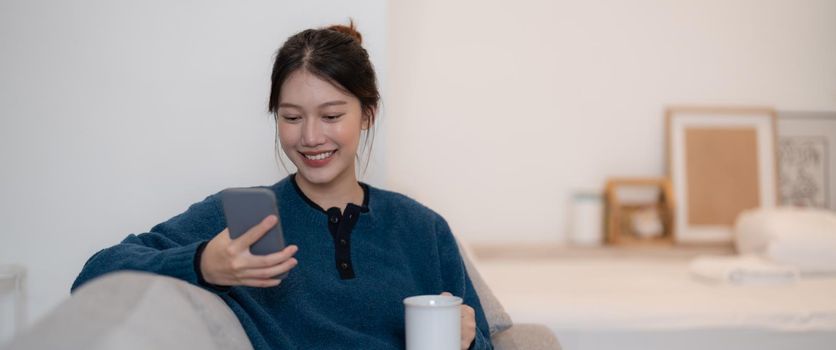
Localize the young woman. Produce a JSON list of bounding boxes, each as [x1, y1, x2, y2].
[[72, 22, 493, 350]]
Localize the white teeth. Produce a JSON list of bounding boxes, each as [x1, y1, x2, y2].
[[304, 151, 334, 160]]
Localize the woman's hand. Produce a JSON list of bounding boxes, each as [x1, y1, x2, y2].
[[201, 215, 298, 288], [441, 292, 476, 349]]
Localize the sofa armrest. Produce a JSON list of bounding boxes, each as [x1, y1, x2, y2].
[[3, 271, 252, 350], [491, 323, 561, 350]]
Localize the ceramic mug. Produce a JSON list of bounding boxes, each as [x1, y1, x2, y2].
[[403, 294, 462, 350]]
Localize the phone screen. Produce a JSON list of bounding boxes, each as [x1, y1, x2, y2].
[[220, 188, 286, 256]]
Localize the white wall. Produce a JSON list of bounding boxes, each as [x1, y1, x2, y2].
[[0, 0, 386, 326], [386, 0, 836, 243]]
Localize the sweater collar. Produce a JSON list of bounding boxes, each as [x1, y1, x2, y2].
[[288, 173, 370, 215]]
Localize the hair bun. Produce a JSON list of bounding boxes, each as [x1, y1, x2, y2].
[[326, 20, 363, 45]]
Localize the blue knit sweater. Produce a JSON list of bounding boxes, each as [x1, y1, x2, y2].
[[71, 175, 493, 350]]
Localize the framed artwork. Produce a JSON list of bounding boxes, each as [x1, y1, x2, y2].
[[777, 111, 836, 210], [604, 178, 674, 246], [666, 106, 778, 244]]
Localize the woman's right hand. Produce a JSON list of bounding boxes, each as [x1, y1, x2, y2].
[[200, 215, 299, 288]]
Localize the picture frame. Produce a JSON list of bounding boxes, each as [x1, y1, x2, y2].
[[666, 106, 778, 244], [777, 111, 836, 210], [604, 177, 674, 246]]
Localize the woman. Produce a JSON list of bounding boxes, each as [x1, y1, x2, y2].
[[72, 22, 493, 350]]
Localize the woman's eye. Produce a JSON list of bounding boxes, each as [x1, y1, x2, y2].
[[282, 115, 301, 122], [323, 114, 344, 121]]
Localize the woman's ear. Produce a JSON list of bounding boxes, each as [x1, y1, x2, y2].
[[362, 108, 376, 130]]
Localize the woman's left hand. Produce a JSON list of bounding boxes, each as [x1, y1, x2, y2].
[[441, 292, 476, 349]]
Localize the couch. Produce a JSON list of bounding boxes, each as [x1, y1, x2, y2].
[[3, 243, 560, 350]]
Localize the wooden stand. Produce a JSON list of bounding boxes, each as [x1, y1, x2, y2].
[[604, 178, 675, 246]]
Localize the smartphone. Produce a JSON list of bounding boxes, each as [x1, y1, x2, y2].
[[220, 187, 286, 257]]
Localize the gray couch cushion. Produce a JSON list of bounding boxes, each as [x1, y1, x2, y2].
[[4, 270, 556, 350], [493, 324, 562, 350], [4, 271, 251, 350], [455, 237, 514, 335]]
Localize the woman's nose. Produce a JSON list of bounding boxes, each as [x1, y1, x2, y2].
[[301, 119, 325, 146]]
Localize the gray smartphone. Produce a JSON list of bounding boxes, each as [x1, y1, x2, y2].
[[220, 187, 286, 257]]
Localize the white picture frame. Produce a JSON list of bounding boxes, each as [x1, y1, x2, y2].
[[666, 107, 778, 244]]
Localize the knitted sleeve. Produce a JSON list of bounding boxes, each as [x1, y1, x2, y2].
[[70, 193, 227, 293], [434, 216, 494, 350]]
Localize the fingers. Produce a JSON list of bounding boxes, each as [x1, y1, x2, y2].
[[462, 305, 475, 318], [217, 228, 232, 243], [460, 305, 476, 349], [206, 223, 297, 289], [239, 278, 282, 288], [239, 256, 299, 279], [248, 245, 299, 268], [230, 215, 278, 252], [439, 291, 477, 349]]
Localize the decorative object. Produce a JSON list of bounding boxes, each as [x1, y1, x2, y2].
[[568, 190, 605, 246], [604, 177, 674, 245], [777, 111, 836, 210], [666, 106, 778, 244]]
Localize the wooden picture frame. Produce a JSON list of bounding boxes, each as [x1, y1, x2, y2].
[[604, 177, 675, 246], [666, 106, 778, 244]]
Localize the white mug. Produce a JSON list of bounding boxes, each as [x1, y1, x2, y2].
[[403, 294, 462, 350]]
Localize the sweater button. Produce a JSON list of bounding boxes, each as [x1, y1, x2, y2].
[[330, 216, 339, 224], [339, 239, 348, 246], [340, 262, 349, 270]]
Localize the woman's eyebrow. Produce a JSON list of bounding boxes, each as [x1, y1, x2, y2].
[[277, 100, 347, 109], [319, 100, 347, 108]]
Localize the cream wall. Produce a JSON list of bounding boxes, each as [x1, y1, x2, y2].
[[385, 0, 836, 243]]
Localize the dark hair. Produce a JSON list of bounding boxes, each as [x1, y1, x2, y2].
[[268, 20, 379, 122]]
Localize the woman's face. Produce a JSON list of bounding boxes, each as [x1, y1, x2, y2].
[[276, 70, 368, 187]]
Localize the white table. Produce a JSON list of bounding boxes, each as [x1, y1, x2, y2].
[[474, 245, 836, 350]]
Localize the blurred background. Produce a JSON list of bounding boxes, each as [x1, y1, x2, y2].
[[1, 0, 835, 348]]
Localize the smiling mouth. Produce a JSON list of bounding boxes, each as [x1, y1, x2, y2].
[[301, 150, 336, 161]]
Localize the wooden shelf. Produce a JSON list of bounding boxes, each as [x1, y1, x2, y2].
[[470, 243, 734, 261]]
